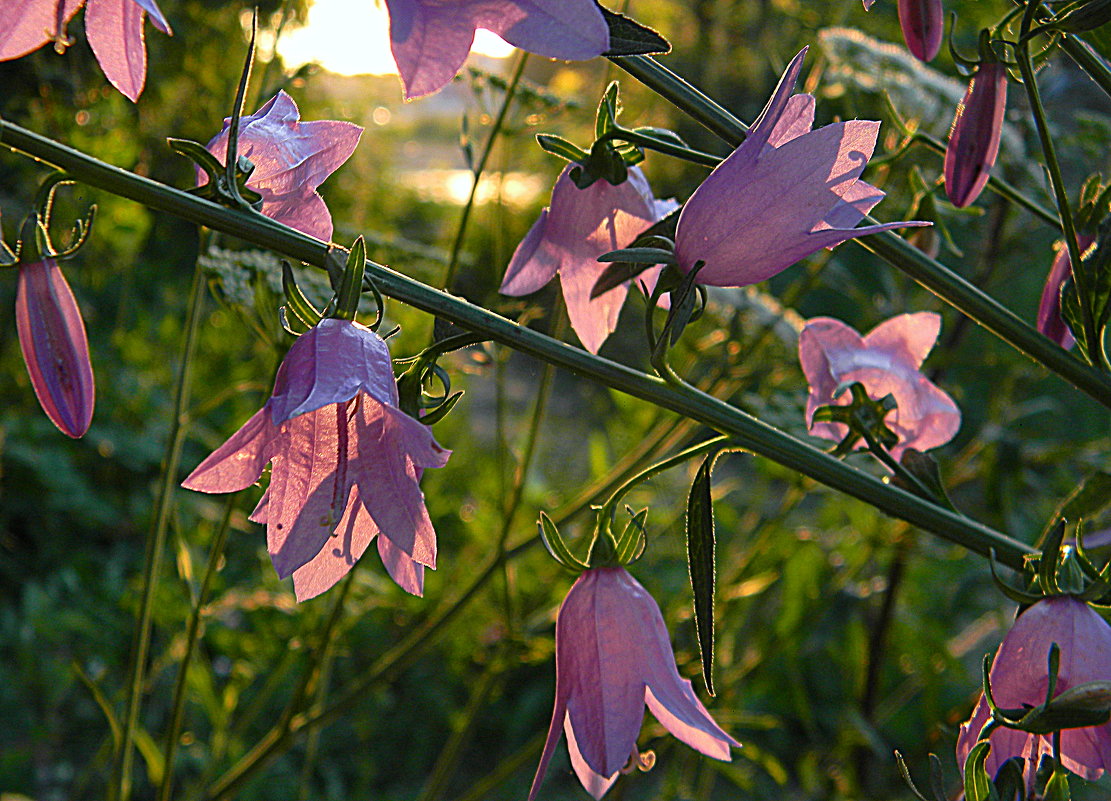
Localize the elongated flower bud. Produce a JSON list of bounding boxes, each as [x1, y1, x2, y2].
[[898, 0, 944, 61], [15, 258, 95, 437], [944, 61, 1008, 208]]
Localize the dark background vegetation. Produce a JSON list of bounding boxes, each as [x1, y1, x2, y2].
[[0, 0, 1108, 798]]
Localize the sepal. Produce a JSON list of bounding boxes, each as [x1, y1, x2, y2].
[[599, 7, 670, 56]]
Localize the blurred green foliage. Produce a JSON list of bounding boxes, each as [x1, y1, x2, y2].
[[0, 0, 1109, 800]]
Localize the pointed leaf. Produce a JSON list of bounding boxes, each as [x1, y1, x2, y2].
[[590, 260, 656, 300], [597, 246, 677, 265], [963, 741, 998, 801], [281, 261, 323, 328], [894, 751, 934, 801], [615, 506, 648, 564], [993, 758, 1026, 801], [596, 82, 620, 139], [539, 512, 586, 571], [335, 236, 366, 320], [686, 452, 718, 695], [536, 134, 588, 164], [600, 7, 671, 56]]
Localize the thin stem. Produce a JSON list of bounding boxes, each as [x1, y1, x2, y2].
[[158, 492, 237, 801], [1016, 2, 1098, 363], [112, 256, 207, 801], [440, 52, 528, 290], [912, 132, 1058, 226], [607, 56, 1111, 406], [0, 119, 1039, 566], [600, 128, 722, 168], [602, 435, 729, 517], [1060, 34, 1111, 99]]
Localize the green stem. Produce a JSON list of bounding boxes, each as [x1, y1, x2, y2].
[[601, 127, 722, 168], [608, 56, 1111, 406], [1061, 34, 1111, 98], [602, 435, 729, 518], [912, 132, 1058, 226], [440, 52, 528, 290], [158, 492, 237, 801], [0, 119, 1037, 568], [112, 256, 207, 801], [1016, 3, 1099, 364]]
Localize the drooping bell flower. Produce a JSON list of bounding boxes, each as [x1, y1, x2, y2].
[[673, 48, 927, 288], [384, 0, 609, 99], [0, 0, 172, 102], [15, 257, 95, 438], [203, 91, 363, 242], [1037, 236, 1096, 350], [182, 318, 450, 600], [798, 312, 960, 460], [530, 567, 738, 800], [897, 0, 944, 61], [956, 597, 1111, 789], [500, 165, 677, 354], [944, 60, 1008, 208]]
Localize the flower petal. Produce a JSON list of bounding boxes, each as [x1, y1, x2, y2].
[[377, 534, 425, 597], [645, 682, 738, 760], [290, 486, 378, 601], [500, 209, 557, 295], [182, 407, 279, 493], [16, 259, 95, 438], [863, 312, 941, 368], [564, 714, 620, 800], [0, 0, 84, 60], [86, 0, 148, 102]]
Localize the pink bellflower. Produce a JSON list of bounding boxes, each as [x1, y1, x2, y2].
[[0, 0, 172, 101], [15, 257, 95, 438], [673, 47, 927, 288], [203, 91, 363, 242], [798, 312, 960, 461], [944, 60, 1008, 208], [182, 318, 450, 601], [530, 567, 738, 800], [1037, 235, 1095, 350], [384, 0, 609, 99], [500, 165, 677, 354], [956, 597, 1111, 788]]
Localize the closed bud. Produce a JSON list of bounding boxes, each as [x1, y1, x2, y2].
[[944, 61, 1008, 208], [899, 0, 944, 62]]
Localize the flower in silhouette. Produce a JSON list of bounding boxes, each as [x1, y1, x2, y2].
[[182, 318, 450, 600], [944, 61, 1008, 208], [530, 567, 738, 800], [16, 257, 95, 438], [798, 312, 960, 460], [0, 0, 172, 101], [674, 48, 926, 288], [1037, 236, 1095, 350], [501, 165, 677, 354], [956, 597, 1111, 788], [384, 0, 609, 98], [204, 91, 363, 242]]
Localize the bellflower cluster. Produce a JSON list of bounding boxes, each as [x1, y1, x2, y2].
[[530, 567, 738, 800], [15, 256, 96, 438], [1038, 236, 1095, 349], [202, 91, 363, 242], [799, 312, 961, 460], [674, 48, 927, 288], [957, 597, 1111, 789], [501, 165, 676, 353], [384, 0, 609, 99], [182, 319, 450, 600], [944, 61, 1008, 208], [0, 0, 172, 101]]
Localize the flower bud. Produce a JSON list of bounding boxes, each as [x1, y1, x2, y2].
[[899, 0, 944, 62], [944, 61, 1008, 208], [15, 258, 95, 438]]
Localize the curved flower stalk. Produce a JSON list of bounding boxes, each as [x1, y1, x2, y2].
[[944, 61, 1008, 209], [15, 257, 95, 438], [1038, 235, 1096, 349], [203, 91, 363, 242], [799, 312, 960, 460], [956, 597, 1111, 789], [182, 318, 450, 600], [530, 567, 738, 800], [383, 0, 609, 99], [501, 165, 676, 354], [673, 47, 927, 288], [0, 0, 172, 101]]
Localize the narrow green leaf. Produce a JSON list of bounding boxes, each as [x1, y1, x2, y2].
[[281, 261, 323, 329], [1043, 768, 1071, 801], [963, 741, 998, 801], [590, 260, 656, 299], [615, 507, 648, 564], [897, 449, 954, 506], [596, 82, 620, 139], [600, 8, 671, 56], [336, 236, 367, 320], [893, 751, 934, 801], [927, 754, 949, 801], [419, 390, 464, 426], [686, 453, 717, 695], [539, 512, 587, 571], [597, 246, 676, 265], [993, 757, 1026, 801], [536, 134, 588, 164], [167, 137, 225, 184]]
